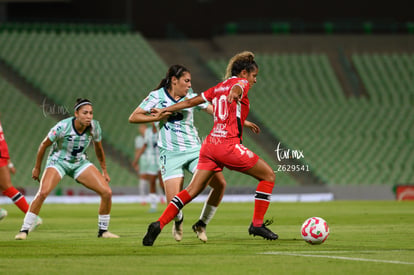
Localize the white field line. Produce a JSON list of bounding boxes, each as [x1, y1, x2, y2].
[[260, 251, 414, 265], [263, 250, 409, 254]]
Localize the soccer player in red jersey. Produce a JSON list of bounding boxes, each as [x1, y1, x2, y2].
[[143, 51, 278, 246], [0, 117, 42, 230]]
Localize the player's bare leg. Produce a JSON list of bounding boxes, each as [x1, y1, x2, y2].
[[15, 168, 59, 240], [76, 165, 119, 238]]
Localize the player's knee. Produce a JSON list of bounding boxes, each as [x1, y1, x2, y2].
[[264, 169, 276, 183], [36, 189, 51, 201], [208, 175, 226, 191], [100, 187, 112, 200], [217, 177, 227, 190]]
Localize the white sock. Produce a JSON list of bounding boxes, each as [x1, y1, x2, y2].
[[174, 210, 183, 222], [199, 204, 217, 225], [98, 214, 110, 231], [21, 212, 37, 231], [139, 179, 149, 198], [149, 193, 158, 209]]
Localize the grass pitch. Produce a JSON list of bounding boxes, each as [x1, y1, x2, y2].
[[0, 201, 413, 274]]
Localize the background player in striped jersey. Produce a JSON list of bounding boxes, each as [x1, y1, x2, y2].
[[143, 52, 277, 246], [0, 117, 42, 230], [132, 123, 164, 212], [15, 98, 119, 240]]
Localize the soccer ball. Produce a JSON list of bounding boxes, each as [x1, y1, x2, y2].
[[301, 217, 329, 244], [0, 208, 8, 221]]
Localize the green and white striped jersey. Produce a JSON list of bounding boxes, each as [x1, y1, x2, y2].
[[139, 87, 208, 152], [47, 117, 102, 163]]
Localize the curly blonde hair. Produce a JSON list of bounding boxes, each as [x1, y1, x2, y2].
[[224, 51, 257, 79]]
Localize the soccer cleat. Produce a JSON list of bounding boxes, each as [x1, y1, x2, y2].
[[15, 230, 28, 240], [29, 216, 43, 233], [192, 220, 208, 243], [98, 231, 120, 238], [172, 217, 183, 242], [143, 221, 161, 246], [0, 208, 7, 221], [248, 220, 278, 240]]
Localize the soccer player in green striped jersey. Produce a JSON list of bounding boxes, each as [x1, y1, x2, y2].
[[129, 65, 226, 242], [15, 98, 119, 240]]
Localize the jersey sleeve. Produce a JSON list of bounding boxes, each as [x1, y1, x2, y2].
[[201, 86, 215, 103], [91, 120, 102, 142], [47, 121, 65, 143], [233, 79, 249, 99], [138, 91, 159, 113], [188, 90, 209, 110], [196, 100, 209, 110]]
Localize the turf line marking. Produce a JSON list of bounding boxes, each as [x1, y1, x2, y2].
[[264, 250, 409, 254], [260, 252, 414, 265]]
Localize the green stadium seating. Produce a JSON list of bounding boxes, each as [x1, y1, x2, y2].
[[0, 30, 167, 160]]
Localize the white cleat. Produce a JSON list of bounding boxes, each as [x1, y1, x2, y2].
[[192, 221, 208, 243], [193, 226, 207, 243], [29, 216, 43, 232], [172, 218, 183, 242], [0, 208, 7, 221], [15, 231, 28, 240], [99, 231, 120, 238]]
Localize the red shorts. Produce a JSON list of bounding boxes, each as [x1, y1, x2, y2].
[[0, 157, 8, 168], [197, 142, 259, 172], [0, 139, 10, 167]]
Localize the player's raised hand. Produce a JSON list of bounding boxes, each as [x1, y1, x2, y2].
[[227, 85, 242, 103], [244, 120, 260, 134], [151, 108, 172, 120], [32, 167, 41, 182]]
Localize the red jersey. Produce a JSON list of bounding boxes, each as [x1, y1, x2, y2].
[[0, 121, 10, 159], [201, 77, 250, 144]]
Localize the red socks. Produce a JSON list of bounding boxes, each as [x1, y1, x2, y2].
[[156, 181, 273, 229], [158, 190, 192, 229], [252, 181, 274, 227], [2, 186, 29, 213]]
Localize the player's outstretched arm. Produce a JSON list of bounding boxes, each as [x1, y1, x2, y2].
[[129, 106, 171, 124], [160, 95, 205, 114]]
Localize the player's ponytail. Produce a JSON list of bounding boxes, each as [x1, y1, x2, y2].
[[225, 51, 258, 79], [154, 65, 189, 90]]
